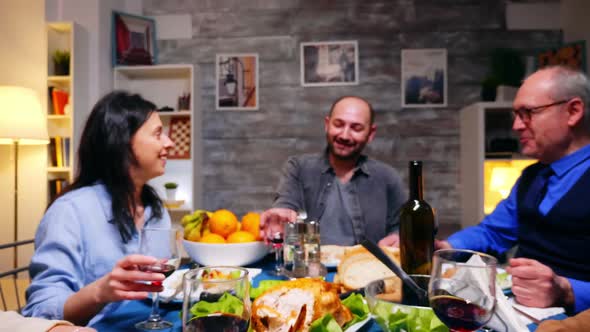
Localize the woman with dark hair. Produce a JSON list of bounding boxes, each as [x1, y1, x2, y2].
[[22, 91, 175, 326]]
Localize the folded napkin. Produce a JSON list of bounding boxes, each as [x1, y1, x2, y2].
[[511, 299, 565, 325], [451, 254, 529, 332], [160, 268, 263, 302]]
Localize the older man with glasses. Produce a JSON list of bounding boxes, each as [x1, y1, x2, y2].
[[438, 65, 590, 314]]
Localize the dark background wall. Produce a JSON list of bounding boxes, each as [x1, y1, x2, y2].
[[143, 0, 561, 228]]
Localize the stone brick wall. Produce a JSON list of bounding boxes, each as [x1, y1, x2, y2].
[[143, 0, 560, 226]]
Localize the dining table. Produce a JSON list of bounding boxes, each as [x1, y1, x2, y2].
[[90, 254, 567, 332]]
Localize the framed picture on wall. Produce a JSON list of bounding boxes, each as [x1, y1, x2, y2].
[[536, 40, 586, 72], [112, 11, 157, 66], [300, 40, 359, 87], [401, 48, 447, 108], [216, 53, 259, 111]]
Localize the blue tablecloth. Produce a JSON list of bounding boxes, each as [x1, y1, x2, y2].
[[90, 255, 566, 331]]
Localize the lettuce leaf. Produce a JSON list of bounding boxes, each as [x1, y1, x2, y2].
[[372, 300, 448, 332], [189, 292, 244, 319], [310, 314, 344, 332], [342, 293, 370, 328], [307, 293, 370, 332], [249, 280, 286, 299]]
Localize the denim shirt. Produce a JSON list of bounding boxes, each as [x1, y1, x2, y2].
[[22, 183, 171, 325], [272, 151, 407, 244]]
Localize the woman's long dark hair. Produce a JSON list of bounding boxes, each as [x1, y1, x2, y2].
[[55, 91, 163, 243]]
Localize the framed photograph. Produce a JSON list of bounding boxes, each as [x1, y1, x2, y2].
[[112, 11, 157, 66], [216, 53, 259, 111], [300, 40, 359, 87], [536, 40, 586, 72], [401, 49, 447, 108]]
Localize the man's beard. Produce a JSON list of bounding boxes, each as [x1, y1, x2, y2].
[[327, 137, 365, 161]]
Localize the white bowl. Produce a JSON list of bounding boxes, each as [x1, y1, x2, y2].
[[183, 239, 270, 266]]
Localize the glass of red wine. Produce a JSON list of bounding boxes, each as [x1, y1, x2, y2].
[[135, 227, 181, 330], [182, 266, 250, 332], [429, 249, 497, 332]]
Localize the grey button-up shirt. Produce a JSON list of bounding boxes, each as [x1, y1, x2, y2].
[[272, 151, 407, 244]]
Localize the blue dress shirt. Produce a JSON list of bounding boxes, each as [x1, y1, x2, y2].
[[22, 183, 171, 325], [449, 143, 590, 313]]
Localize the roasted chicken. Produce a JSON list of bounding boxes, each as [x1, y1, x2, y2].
[[251, 278, 352, 332]]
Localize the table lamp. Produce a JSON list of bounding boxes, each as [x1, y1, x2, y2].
[[0, 86, 49, 268], [489, 166, 521, 199]]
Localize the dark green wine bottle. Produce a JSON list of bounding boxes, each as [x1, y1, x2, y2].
[[400, 160, 436, 276]]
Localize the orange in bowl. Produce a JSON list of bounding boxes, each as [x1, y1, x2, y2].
[[200, 233, 226, 243], [241, 212, 261, 239], [227, 231, 256, 243], [209, 209, 238, 238]]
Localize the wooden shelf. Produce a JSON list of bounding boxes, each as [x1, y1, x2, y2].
[[114, 64, 192, 79], [158, 110, 191, 117], [47, 114, 71, 120], [48, 75, 71, 84], [48, 166, 71, 173]]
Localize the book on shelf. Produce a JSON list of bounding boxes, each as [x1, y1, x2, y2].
[[48, 136, 70, 167], [51, 89, 69, 115], [48, 137, 57, 166], [48, 178, 69, 202], [47, 87, 54, 114]]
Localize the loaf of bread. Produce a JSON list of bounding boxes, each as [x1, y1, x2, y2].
[[335, 245, 401, 291]]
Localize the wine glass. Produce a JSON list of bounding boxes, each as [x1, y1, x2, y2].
[[135, 227, 181, 330], [429, 249, 497, 332], [182, 266, 250, 332]]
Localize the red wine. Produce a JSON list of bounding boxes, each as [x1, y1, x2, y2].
[[188, 313, 248, 332], [400, 161, 436, 275], [430, 295, 492, 332], [140, 263, 176, 286]]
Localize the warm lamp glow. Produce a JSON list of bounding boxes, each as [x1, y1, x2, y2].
[[484, 159, 536, 214], [489, 167, 521, 198], [0, 86, 49, 145]]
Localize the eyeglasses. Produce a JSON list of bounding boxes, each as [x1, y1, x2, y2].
[[512, 99, 570, 124]]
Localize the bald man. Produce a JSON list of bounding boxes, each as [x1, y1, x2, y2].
[[261, 96, 406, 246]]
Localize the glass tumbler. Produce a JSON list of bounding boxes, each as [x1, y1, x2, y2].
[[182, 266, 250, 332]]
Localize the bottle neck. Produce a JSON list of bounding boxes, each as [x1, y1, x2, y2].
[[409, 161, 424, 200]]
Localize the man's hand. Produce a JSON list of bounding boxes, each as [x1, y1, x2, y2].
[[94, 254, 165, 304], [259, 208, 298, 241], [435, 239, 452, 250], [378, 233, 399, 247], [507, 257, 574, 309]]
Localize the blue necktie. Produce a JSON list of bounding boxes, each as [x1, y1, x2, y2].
[[523, 166, 554, 212]]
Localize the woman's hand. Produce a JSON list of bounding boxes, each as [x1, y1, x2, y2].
[[64, 254, 166, 325], [94, 254, 165, 304], [50, 326, 96, 332]]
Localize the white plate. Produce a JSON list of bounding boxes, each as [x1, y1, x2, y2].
[[159, 268, 262, 303], [345, 315, 371, 332], [320, 245, 347, 268], [323, 260, 339, 268]]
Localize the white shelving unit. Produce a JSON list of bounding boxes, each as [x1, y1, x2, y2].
[[46, 21, 88, 202], [113, 64, 202, 216], [460, 102, 534, 228]]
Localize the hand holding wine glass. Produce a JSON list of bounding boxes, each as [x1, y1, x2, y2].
[[429, 249, 497, 332], [135, 227, 181, 330]]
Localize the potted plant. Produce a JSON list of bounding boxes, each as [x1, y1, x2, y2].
[[164, 182, 178, 201], [52, 49, 71, 76]]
